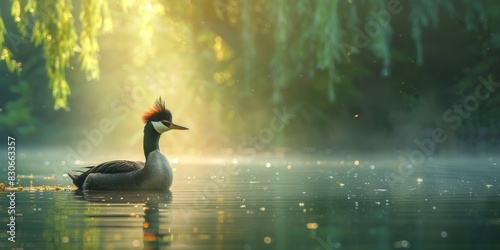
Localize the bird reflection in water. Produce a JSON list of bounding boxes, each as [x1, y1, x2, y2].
[[73, 190, 172, 249]]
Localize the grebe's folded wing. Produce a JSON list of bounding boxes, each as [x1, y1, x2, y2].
[[87, 160, 145, 174], [69, 160, 144, 189]]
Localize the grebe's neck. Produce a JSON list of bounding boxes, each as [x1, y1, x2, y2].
[[143, 122, 161, 158]]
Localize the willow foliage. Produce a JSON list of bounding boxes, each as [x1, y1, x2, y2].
[[409, 0, 486, 65], [0, 15, 20, 73], [3, 0, 110, 109], [184, 0, 487, 104], [79, 0, 113, 81], [0, 0, 490, 109]]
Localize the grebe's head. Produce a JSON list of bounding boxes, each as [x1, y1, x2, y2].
[[142, 97, 188, 134]]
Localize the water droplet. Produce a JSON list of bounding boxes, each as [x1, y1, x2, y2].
[[132, 240, 141, 247], [264, 236, 272, 244], [401, 240, 410, 248], [440, 231, 447, 238]]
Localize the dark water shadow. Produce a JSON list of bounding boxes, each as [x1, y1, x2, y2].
[[72, 190, 173, 249]]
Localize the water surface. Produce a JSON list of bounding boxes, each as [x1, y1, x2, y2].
[[1, 156, 500, 249]]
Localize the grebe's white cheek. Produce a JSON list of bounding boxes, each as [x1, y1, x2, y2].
[[151, 121, 170, 133]]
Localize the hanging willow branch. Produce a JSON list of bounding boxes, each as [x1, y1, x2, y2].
[[8, 0, 78, 109], [79, 0, 113, 81], [0, 15, 20, 73], [5, 0, 111, 109], [31, 0, 77, 109]]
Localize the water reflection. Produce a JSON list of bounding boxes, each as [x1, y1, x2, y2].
[[74, 190, 173, 249]]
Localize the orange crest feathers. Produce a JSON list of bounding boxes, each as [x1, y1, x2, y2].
[[142, 97, 172, 123]]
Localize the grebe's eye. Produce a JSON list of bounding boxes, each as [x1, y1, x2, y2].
[[161, 120, 171, 126]]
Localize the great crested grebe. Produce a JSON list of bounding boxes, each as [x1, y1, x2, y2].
[[69, 97, 188, 190]]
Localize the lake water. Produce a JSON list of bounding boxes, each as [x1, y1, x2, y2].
[[1, 155, 500, 250]]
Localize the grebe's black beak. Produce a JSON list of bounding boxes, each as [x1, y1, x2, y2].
[[169, 123, 189, 130]]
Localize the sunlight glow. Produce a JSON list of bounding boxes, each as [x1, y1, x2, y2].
[[306, 223, 319, 229]]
